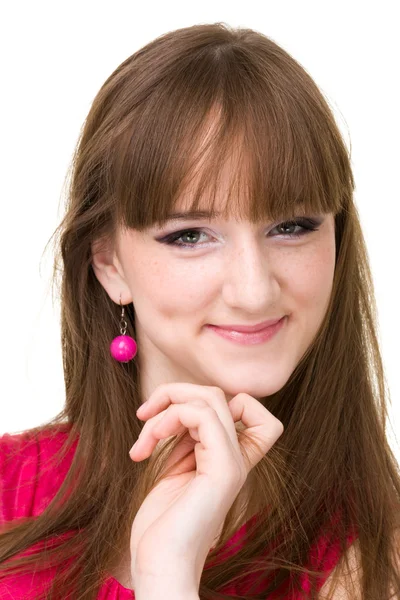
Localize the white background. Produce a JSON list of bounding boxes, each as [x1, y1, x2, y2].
[[0, 1, 398, 461]]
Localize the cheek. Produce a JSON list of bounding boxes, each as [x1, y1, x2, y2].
[[137, 258, 214, 317], [283, 241, 335, 314]]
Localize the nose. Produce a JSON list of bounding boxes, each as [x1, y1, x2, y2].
[[222, 241, 280, 311]]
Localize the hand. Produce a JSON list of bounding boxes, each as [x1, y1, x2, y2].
[[128, 383, 284, 592]]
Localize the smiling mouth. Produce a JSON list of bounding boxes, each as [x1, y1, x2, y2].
[[208, 317, 284, 333], [205, 317, 286, 345]]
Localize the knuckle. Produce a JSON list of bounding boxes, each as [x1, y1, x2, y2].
[[210, 386, 226, 401], [192, 398, 208, 408], [202, 405, 217, 418], [233, 392, 252, 402], [156, 382, 172, 393]]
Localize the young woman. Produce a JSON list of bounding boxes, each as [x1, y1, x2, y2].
[[0, 22, 399, 600]]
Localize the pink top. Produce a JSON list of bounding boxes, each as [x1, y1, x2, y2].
[[0, 425, 358, 599]]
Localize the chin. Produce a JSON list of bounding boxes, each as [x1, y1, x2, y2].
[[221, 379, 287, 401]]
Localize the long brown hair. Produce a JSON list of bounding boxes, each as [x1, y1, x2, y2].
[[1, 22, 399, 599]]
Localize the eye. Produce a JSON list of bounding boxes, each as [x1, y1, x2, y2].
[[272, 219, 320, 238], [155, 228, 213, 249], [156, 218, 322, 250]]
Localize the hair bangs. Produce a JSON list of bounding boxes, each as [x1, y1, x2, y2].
[[112, 62, 347, 234]]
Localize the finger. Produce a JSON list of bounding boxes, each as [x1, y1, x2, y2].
[[227, 393, 284, 471], [130, 401, 204, 461], [136, 383, 238, 446], [134, 404, 242, 485], [129, 409, 172, 458], [137, 382, 212, 419]]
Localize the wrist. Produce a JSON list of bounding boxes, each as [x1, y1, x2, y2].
[[135, 581, 199, 600], [134, 574, 199, 600], [136, 591, 199, 600]]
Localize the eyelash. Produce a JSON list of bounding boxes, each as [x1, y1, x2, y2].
[[158, 218, 321, 250]]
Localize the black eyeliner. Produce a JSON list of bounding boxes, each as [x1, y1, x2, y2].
[[155, 216, 323, 248]]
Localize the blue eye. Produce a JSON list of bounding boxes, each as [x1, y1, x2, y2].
[[156, 218, 321, 250]]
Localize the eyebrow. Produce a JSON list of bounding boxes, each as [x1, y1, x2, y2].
[[161, 204, 313, 224], [165, 210, 222, 222]]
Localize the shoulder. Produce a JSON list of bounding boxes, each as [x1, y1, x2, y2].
[[319, 530, 400, 599], [0, 424, 76, 526]]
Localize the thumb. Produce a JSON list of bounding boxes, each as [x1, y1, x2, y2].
[[227, 393, 284, 472]]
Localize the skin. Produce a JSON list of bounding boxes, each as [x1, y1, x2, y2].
[[92, 112, 337, 406], [91, 200, 336, 591], [90, 142, 337, 592], [91, 207, 336, 405]]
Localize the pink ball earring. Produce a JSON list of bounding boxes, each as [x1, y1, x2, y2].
[[110, 294, 137, 362]]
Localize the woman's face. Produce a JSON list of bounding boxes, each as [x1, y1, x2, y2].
[[91, 198, 336, 403]]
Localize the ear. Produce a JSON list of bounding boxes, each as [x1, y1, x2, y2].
[[90, 236, 132, 305]]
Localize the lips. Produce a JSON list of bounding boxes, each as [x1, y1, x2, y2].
[[206, 317, 286, 345], [209, 317, 284, 333]]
